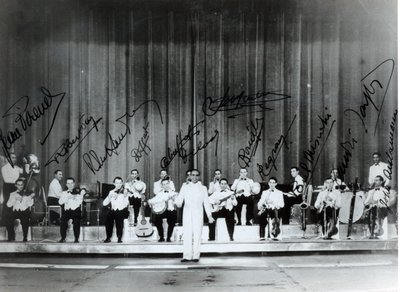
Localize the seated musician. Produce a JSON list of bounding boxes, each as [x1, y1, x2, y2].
[[103, 177, 131, 243], [148, 178, 177, 242], [125, 169, 146, 226], [314, 178, 341, 240], [208, 178, 237, 241], [257, 177, 284, 241], [58, 178, 85, 243], [364, 175, 390, 239], [231, 168, 255, 225], [331, 168, 348, 191], [6, 178, 35, 242], [282, 167, 305, 224]]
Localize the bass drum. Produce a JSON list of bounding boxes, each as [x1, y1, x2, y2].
[[339, 191, 365, 224]]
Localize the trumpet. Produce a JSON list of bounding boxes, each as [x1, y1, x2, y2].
[[164, 175, 171, 181], [299, 201, 309, 210]]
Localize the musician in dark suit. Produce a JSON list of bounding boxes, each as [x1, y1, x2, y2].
[[208, 178, 237, 241], [257, 177, 284, 241], [103, 177, 131, 243], [6, 178, 35, 242], [147, 178, 177, 242], [58, 178, 84, 243]]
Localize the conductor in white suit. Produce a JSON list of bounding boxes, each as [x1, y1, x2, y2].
[[175, 169, 214, 262]]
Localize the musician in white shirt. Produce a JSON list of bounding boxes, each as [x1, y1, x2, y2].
[[47, 170, 63, 224], [368, 153, 391, 188], [1, 153, 23, 225], [282, 167, 305, 224], [364, 175, 391, 239], [153, 169, 175, 196], [6, 179, 34, 242], [314, 178, 341, 239], [58, 178, 84, 243], [231, 168, 255, 225], [258, 177, 284, 240], [125, 169, 146, 226], [103, 177, 132, 243], [208, 169, 222, 194], [208, 178, 237, 241], [148, 179, 177, 242], [175, 169, 214, 262], [330, 168, 348, 191]]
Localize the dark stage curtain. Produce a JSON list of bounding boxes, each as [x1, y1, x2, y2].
[[0, 0, 397, 193]]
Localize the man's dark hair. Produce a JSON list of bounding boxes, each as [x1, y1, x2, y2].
[[372, 152, 381, 157], [66, 177, 75, 183], [113, 176, 123, 183], [291, 166, 299, 171], [220, 178, 229, 184], [54, 169, 62, 175], [131, 169, 139, 174], [269, 177, 278, 183]]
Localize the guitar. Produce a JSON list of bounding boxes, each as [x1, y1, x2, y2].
[[134, 196, 154, 238], [150, 192, 178, 215], [210, 190, 244, 212]]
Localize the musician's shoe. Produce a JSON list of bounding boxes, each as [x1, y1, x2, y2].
[[237, 221, 242, 226], [7, 238, 14, 242], [181, 259, 191, 263], [259, 237, 266, 241], [74, 239, 79, 243], [166, 238, 172, 242], [246, 221, 252, 226], [230, 237, 234, 241], [208, 238, 215, 241], [59, 239, 66, 243], [158, 238, 165, 242], [118, 238, 123, 243], [103, 238, 111, 243], [23, 237, 27, 242], [192, 259, 199, 263]]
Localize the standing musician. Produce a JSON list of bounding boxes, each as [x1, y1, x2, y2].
[[175, 169, 214, 262], [153, 169, 175, 195], [368, 152, 391, 188], [231, 168, 255, 225], [208, 169, 223, 194], [47, 170, 63, 224], [314, 178, 341, 239], [1, 153, 23, 226], [208, 178, 237, 241], [148, 178, 177, 242], [103, 177, 131, 243], [257, 177, 284, 241], [58, 178, 85, 243], [364, 175, 390, 239], [331, 168, 348, 191], [125, 169, 146, 226], [282, 167, 305, 224], [6, 179, 35, 242]]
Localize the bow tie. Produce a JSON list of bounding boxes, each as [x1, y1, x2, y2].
[[67, 191, 71, 193], [240, 178, 246, 181], [270, 190, 274, 192], [221, 190, 226, 192], [164, 191, 169, 193], [375, 188, 380, 191]]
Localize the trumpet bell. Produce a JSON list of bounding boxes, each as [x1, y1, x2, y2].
[[133, 180, 145, 192], [251, 182, 261, 195], [299, 202, 309, 209]]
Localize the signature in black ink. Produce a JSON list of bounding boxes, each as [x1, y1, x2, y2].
[[257, 115, 296, 180], [300, 108, 336, 184], [83, 100, 163, 174], [0, 87, 65, 166], [160, 120, 219, 169], [44, 114, 103, 167], [202, 87, 291, 118], [383, 109, 397, 181], [237, 118, 264, 168], [337, 128, 358, 180], [344, 59, 395, 134], [130, 122, 151, 163]]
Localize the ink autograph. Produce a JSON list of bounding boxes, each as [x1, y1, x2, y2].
[[237, 118, 264, 169], [0, 87, 65, 166]]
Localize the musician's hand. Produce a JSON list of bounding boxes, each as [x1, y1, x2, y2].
[[215, 200, 221, 205], [230, 195, 235, 200], [141, 194, 146, 201], [208, 216, 215, 224]]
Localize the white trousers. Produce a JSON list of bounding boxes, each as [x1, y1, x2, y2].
[[182, 208, 204, 260]]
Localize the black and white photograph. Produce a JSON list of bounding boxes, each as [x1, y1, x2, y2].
[[0, 0, 398, 291]]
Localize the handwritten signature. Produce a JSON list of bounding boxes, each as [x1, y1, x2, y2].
[[0, 87, 65, 166], [300, 109, 336, 184], [257, 115, 296, 180], [83, 100, 163, 174], [44, 114, 103, 167], [202, 87, 291, 118], [383, 109, 397, 181], [237, 118, 264, 168], [160, 120, 219, 169], [130, 122, 151, 162]]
